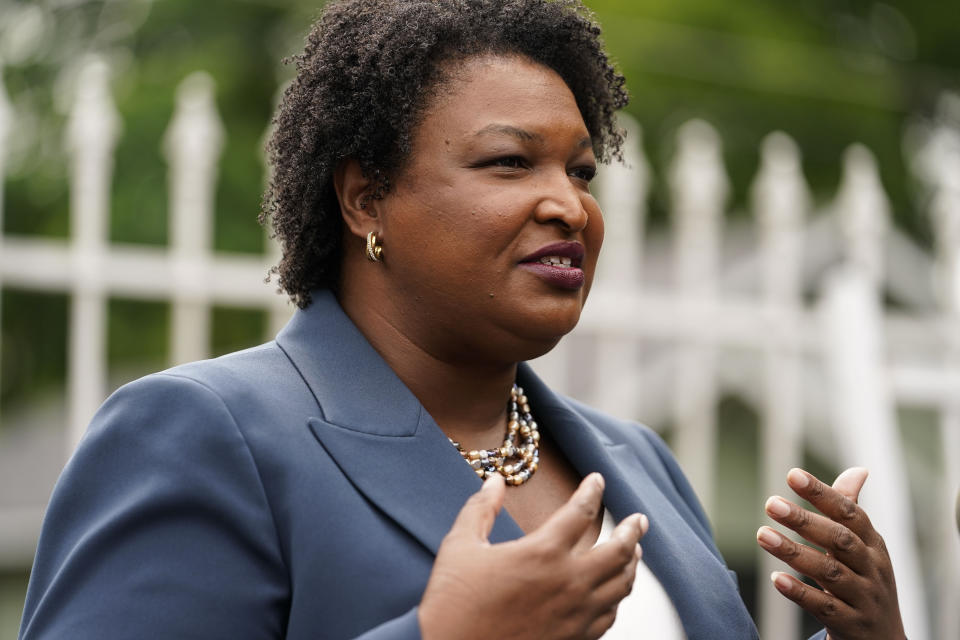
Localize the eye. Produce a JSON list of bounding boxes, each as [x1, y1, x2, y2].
[[569, 165, 597, 183], [490, 155, 527, 169]]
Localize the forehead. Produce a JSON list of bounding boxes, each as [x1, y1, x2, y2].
[[418, 54, 589, 141]]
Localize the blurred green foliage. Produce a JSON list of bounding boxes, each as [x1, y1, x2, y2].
[[591, 0, 959, 242], [211, 306, 267, 358], [107, 297, 168, 374], [0, 290, 68, 406]]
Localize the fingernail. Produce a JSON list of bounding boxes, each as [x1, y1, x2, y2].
[[638, 513, 649, 534], [481, 476, 501, 491], [592, 473, 605, 491], [756, 527, 781, 548], [771, 571, 792, 592], [765, 496, 790, 518], [787, 468, 809, 488]]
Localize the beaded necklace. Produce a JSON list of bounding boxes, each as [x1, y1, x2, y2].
[[448, 384, 540, 486]]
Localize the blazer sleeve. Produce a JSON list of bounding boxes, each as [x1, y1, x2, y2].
[[18, 373, 423, 640]]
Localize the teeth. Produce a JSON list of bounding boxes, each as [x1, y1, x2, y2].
[[538, 255, 576, 268]]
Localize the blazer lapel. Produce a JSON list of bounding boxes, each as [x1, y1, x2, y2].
[[276, 291, 524, 556], [518, 364, 757, 640]]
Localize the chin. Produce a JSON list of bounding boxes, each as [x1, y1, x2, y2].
[[507, 311, 581, 361]]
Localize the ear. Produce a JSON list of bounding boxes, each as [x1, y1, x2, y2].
[[333, 158, 379, 238]]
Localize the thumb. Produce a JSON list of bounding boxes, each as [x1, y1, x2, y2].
[[832, 467, 869, 504], [449, 475, 506, 543]]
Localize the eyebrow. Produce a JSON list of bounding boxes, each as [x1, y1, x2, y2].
[[473, 124, 594, 150], [474, 124, 542, 142]]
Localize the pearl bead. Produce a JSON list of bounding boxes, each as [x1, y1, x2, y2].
[[450, 383, 540, 487]]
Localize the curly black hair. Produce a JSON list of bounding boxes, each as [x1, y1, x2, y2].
[[261, 0, 628, 308]]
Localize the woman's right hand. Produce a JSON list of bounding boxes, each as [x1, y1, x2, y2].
[[419, 473, 648, 640]]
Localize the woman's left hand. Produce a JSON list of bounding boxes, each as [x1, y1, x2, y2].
[[756, 467, 906, 640]]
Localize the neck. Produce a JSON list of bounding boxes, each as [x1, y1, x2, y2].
[[337, 274, 518, 450]]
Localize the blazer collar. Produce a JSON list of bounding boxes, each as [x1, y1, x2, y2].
[[276, 290, 525, 551], [275, 289, 423, 436]]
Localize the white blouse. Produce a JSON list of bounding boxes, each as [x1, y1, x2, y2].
[[595, 508, 687, 639]]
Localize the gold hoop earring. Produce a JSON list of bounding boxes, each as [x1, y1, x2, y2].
[[365, 231, 383, 262]]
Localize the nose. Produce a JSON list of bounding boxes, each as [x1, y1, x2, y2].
[[532, 171, 590, 233]]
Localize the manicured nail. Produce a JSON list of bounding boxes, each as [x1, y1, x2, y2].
[[765, 496, 791, 518], [756, 527, 782, 548], [592, 473, 605, 491], [638, 513, 649, 534], [771, 571, 792, 592], [787, 468, 809, 488]]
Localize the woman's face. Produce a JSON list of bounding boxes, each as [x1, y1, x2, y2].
[[376, 55, 604, 362]]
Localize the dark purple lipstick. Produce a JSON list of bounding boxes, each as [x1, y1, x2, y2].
[[518, 241, 586, 290]]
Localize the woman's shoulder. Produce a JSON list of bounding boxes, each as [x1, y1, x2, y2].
[[125, 340, 294, 401], [81, 339, 320, 469]]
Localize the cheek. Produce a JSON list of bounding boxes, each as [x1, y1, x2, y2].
[[387, 201, 514, 289], [585, 200, 605, 262]]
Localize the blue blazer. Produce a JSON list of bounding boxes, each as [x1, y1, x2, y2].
[[21, 291, 772, 639]]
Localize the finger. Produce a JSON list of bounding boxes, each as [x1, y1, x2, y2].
[[532, 473, 605, 549], [588, 544, 639, 609], [763, 498, 871, 574], [757, 526, 862, 603], [581, 513, 647, 586], [831, 467, 868, 504], [447, 475, 505, 544], [769, 571, 856, 629], [583, 607, 619, 640], [785, 468, 877, 543]]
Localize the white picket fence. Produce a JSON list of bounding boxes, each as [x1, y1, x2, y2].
[[1, 56, 958, 640]]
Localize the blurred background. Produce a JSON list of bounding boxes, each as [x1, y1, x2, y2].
[[0, 0, 958, 638]]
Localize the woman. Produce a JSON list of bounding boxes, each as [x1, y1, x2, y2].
[[19, 1, 905, 639]]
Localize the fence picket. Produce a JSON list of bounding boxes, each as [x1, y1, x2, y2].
[[916, 92, 960, 640], [822, 144, 929, 640], [0, 63, 11, 431], [589, 114, 650, 418], [753, 131, 807, 640], [65, 57, 120, 452], [668, 119, 728, 517], [163, 72, 224, 365], [0, 62, 10, 231]]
